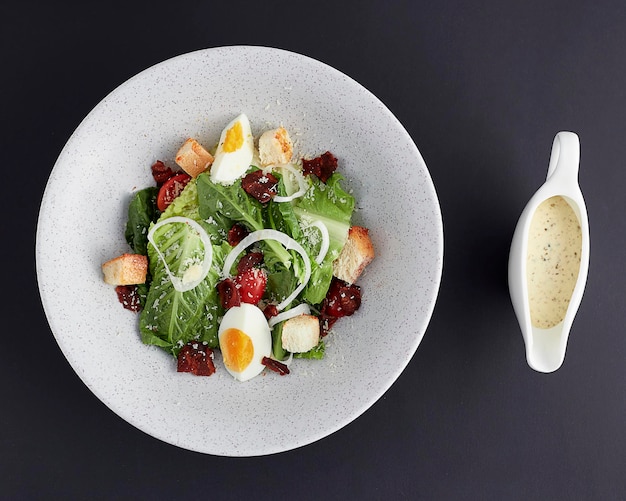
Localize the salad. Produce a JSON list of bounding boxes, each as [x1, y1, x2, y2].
[[102, 114, 374, 381]]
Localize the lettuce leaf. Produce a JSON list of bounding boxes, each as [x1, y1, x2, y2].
[[139, 240, 228, 354], [291, 173, 355, 304], [139, 180, 227, 355], [125, 187, 160, 255], [293, 173, 354, 251], [163, 178, 232, 244], [294, 340, 325, 359], [196, 172, 294, 272], [263, 174, 310, 301], [271, 321, 287, 361]]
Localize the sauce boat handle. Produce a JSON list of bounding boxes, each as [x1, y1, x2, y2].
[[546, 131, 580, 183]]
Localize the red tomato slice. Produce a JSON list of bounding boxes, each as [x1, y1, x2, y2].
[[235, 268, 267, 305], [156, 173, 191, 212]]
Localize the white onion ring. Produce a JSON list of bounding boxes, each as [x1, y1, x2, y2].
[[268, 303, 311, 328], [222, 229, 311, 311], [303, 220, 330, 265], [147, 216, 213, 292], [264, 163, 308, 202]]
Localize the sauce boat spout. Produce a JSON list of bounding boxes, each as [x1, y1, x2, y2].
[[508, 132, 590, 373]]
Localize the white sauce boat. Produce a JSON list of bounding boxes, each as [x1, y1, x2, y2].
[[508, 131, 590, 373]]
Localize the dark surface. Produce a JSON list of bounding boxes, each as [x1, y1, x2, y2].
[[3, 1, 625, 499]]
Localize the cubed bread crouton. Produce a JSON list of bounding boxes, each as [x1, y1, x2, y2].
[[332, 226, 375, 284], [258, 127, 293, 166], [102, 253, 148, 285], [175, 138, 214, 178], [281, 314, 320, 353]]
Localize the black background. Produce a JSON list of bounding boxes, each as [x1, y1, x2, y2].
[[3, 1, 625, 499]]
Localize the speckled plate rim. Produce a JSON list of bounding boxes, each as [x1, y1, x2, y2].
[[35, 46, 444, 456]]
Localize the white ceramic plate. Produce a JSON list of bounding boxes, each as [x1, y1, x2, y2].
[[36, 46, 443, 456]]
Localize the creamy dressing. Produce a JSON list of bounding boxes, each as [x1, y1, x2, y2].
[[526, 196, 582, 329]]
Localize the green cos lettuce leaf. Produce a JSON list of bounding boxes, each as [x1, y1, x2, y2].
[[125, 187, 160, 255], [263, 172, 356, 305], [139, 180, 228, 355], [295, 340, 325, 359], [196, 172, 295, 273], [293, 173, 355, 253], [291, 173, 355, 304]]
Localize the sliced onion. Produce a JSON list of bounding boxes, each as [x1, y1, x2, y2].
[[303, 220, 330, 265], [268, 303, 311, 328], [222, 229, 311, 311], [265, 163, 308, 202], [147, 216, 213, 292]]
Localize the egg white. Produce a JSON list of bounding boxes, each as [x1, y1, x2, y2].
[[218, 303, 272, 381], [210, 113, 255, 185]]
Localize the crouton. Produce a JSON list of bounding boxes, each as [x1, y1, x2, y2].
[[281, 314, 320, 353], [102, 253, 148, 285], [175, 138, 214, 178], [332, 226, 375, 284], [258, 127, 293, 166]]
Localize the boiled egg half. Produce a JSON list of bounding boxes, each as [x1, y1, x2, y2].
[[218, 303, 272, 381], [210, 113, 255, 185]]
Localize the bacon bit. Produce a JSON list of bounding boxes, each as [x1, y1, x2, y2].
[[320, 277, 362, 319], [237, 252, 264, 274], [263, 304, 279, 320], [319, 277, 361, 336], [241, 170, 279, 203], [217, 278, 241, 309], [319, 314, 338, 337], [227, 223, 250, 246], [151, 160, 177, 186], [177, 342, 216, 376], [302, 151, 338, 183], [262, 356, 290, 376], [115, 285, 142, 312]]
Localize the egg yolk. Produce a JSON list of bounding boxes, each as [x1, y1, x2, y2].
[[223, 121, 244, 153], [221, 328, 254, 372]]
